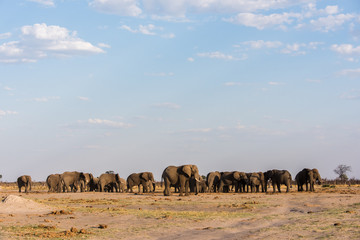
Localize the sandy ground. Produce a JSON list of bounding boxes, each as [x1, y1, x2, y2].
[[0, 185, 359, 239]]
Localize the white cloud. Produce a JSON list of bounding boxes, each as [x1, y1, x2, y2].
[[310, 14, 354, 32], [89, 0, 142, 16], [161, 33, 176, 39], [98, 43, 111, 48], [88, 118, 133, 128], [224, 82, 244, 87], [78, 96, 90, 101], [3, 86, 15, 91], [268, 81, 282, 85], [0, 32, 11, 39], [280, 42, 322, 55], [331, 44, 360, 55], [225, 12, 300, 30], [0, 110, 18, 116], [151, 102, 181, 109], [281, 43, 306, 55], [238, 40, 283, 49], [120, 24, 174, 38], [197, 51, 243, 61], [187, 57, 195, 62], [181, 128, 212, 133], [145, 72, 174, 77], [338, 68, 360, 78], [340, 90, 360, 100], [33, 96, 60, 102], [27, 0, 55, 7], [0, 23, 105, 63], [142, 0, 312, 16], [324, 5, 339, 15]]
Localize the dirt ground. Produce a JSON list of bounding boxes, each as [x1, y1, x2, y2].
[[0, 185, 359, 239]]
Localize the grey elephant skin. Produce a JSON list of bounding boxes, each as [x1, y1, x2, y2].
[[206, 171, 221, 192], [80, 173, 94, 192], [189, 177, 208, 193], [119, 177, 127, 193], [162, 165, 201, 196], [219, 171, 248, 193], [89, 177, 99, 191], [248, 172, 262, 193], [17, 175, 32, 193], [127, 172, 155, 193], [295, 168, 322, 192], [264, 169, 292, 193], [46, 174, 62, 192], [61, 171, 86, 192], [98, 173, 121, 192]]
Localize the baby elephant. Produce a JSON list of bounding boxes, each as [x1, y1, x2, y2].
[[17, 175, 32, 193]]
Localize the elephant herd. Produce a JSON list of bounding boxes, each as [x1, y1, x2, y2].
[[41, 171, 156, 194], [206, 168, 321, 194], [15, 165, 322, 196]]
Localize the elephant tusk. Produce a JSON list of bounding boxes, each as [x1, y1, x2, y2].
[[195, 178, 201, 183]]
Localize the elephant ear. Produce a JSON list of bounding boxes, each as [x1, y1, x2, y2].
[[149, 173, 154, 182], [233, 171, 240, 181], [115, 174, 121, 182], [140, 172, 149, 181], [79, 172, 86, 181], [182, 165, 192, 178]]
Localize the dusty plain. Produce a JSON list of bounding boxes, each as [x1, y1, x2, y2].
[[0, 184, 359, 239]]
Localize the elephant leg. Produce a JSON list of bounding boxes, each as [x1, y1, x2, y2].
[[18, 186, 21, 193], [218, 182, 224, 193], [277, 183, 281, 193], [164, 178, 171, 196], [286, 183, 289, 192], [185, 180, 190, 196], [179, 183, 185, 196], [138, 184, 141, 193]]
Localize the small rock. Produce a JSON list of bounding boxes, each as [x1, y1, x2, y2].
[[98, 224, 108, 229]]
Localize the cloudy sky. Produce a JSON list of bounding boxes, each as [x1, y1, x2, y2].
[[1, 0, 359, 181]]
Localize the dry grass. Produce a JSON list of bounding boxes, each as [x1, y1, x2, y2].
[[1, 184, 360, 239]]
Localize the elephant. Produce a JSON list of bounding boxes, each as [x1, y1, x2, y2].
[[61, 171, 86, 192], [248, 172, 262, 193], [264, 169, 292, 193], [206, 171, 221, 193], [127, 172, 155, 193], [218, 171, 248, 193], [89, 177, 99, 191], [257, 172, 266, 192], [295, 168, 322, 192], [190, 176, 208, 193], [162, 165, 201, 196], [119, 177, 127, 193], [98, 173, 121, 192], [80, 173, 94, 192], [46, 174, 62, 192], [17, 175, 32, 193]]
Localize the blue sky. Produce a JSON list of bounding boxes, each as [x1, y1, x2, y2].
[[1, 0, 359, 181]]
